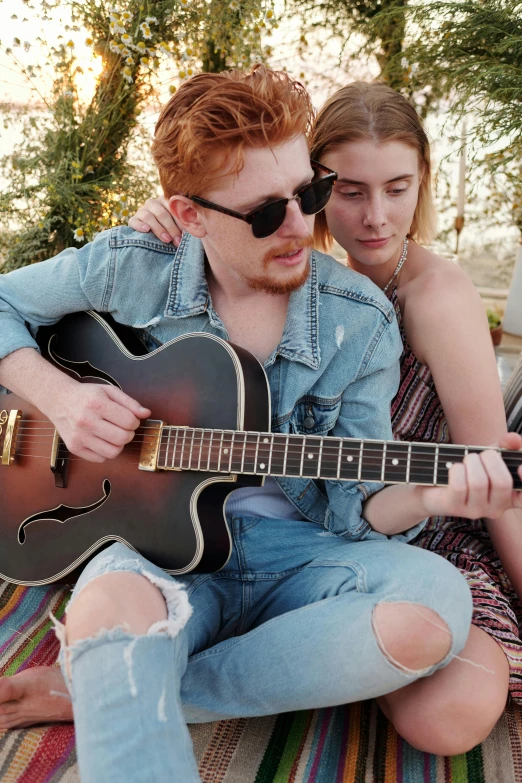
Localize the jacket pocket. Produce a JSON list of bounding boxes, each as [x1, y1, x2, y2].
[[289, 397, 341, 436]]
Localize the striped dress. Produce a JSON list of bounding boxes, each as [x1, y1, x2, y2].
[[388, 285, 522, 703]]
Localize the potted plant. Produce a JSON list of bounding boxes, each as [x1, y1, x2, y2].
[[487, 307, 503, 346]]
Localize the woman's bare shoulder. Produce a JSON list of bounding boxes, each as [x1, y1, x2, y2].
[[403, 245, 479, 314], [400, 245, 487, 365]]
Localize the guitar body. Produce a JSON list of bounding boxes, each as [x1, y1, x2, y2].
[[0, 312, 270, 585]]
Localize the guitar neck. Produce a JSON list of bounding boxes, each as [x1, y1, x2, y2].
[[156, 427, 522, 489]]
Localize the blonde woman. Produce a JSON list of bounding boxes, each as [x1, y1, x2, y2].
[[128, 82, 522, 755]]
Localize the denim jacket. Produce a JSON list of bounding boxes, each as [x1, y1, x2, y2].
[[0, 227, 425, 542]]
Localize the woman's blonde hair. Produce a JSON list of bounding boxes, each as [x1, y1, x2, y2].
[[310, 82, 437, 251]]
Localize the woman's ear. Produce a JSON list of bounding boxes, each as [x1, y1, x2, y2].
[[168, 195, 206, 238]]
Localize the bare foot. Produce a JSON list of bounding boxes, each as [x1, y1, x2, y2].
[[0, 667, 73, 728]]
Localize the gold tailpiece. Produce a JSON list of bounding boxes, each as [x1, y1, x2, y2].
[[1, 410, 22, 466]]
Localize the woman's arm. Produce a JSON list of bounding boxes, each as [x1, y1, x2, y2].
[[400, 260, 522, 597], [363, 433, 522, 535]]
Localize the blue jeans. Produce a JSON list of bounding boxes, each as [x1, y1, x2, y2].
[[57, 517, 472, 783]]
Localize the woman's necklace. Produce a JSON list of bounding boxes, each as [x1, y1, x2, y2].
[[382, 238, 409, 295]]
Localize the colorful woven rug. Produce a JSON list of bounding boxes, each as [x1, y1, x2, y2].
[[1, 582, 520, 782]]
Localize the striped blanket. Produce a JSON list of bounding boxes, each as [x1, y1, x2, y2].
[[1, 582, 520, 782]]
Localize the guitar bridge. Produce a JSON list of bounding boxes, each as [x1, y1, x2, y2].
[[139, 419, 164, 472], [1, 409, 22, 466]]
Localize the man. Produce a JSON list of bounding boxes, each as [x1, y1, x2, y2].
[[0, 66, 516, 780]]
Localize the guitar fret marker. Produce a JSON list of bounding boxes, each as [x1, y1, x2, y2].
[[308, 453, 313, 459], [260, 463, 266, 469], [347, 455, 353, 462], [392, 458, 399, 466], [446, 462, 453, 469]]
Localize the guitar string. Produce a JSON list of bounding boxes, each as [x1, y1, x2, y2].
[[10, 441, 522, 470], [9, 434, 522, 464], [12, 422, 522, 456], [11, 424, 519, 454], [7, 451, 522, 488], [10, 445, 522, 473], [13, 421, 522, 450], [9, 447, 522, 474]]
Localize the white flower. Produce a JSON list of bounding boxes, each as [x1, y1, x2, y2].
[[73, 227, 85, 242], [125, 56, 134, 65], [145, 16, 158, 24], [121, 66, 133, 83], [109, 21, 125, 34], [411, 62, 419, 75], [121, 33, 133, 44], [401, 57, 409, 69], [121, 46, 131, 56], [109, 40, 121, 53], [229, 0, 239, 9], [120, 11, 133, 21], [140, 23, 152, 39]]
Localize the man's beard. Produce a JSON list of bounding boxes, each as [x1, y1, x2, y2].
[[246, 236, 314, 295]]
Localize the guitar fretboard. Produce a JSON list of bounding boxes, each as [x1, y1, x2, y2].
[[156, 428, 522, 489]]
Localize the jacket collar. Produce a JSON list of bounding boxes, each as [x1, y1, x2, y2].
[[165, 233, 320, 369]]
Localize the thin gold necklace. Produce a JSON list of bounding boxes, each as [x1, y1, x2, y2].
[[382, 238, 409, 294]]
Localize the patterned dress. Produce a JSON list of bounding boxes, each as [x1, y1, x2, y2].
[[388, 285, 522, 703]]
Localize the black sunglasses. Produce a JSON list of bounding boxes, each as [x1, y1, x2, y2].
[[185, 161, 337, 239]]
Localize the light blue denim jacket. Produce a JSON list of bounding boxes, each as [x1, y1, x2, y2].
[[0, 227, 425, 542]]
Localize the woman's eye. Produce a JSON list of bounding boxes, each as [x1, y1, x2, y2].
[[339, 191, 361, 198], [390, 187, 408, 196]]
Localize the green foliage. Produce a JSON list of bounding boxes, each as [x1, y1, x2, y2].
[[397, 0, 522, 162], [486, 306, 502, 328], [0, 0, 276, 271]]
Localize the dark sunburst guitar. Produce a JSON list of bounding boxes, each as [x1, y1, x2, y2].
[[1, 310, 521, 586]]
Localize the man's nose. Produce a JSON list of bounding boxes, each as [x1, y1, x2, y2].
[[278, 198, 313, 239]]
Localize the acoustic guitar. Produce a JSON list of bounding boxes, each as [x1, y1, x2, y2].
[[1, 311, 521, 586]]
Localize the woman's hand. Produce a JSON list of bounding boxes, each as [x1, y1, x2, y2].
[[419, 432, 522, 520], [128, 196, 183, 246]]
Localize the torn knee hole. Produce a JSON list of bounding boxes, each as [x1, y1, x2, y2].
[[372, 601, 452, 674]]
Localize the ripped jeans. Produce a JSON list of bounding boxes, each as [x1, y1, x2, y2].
[[57, 516, 472, 783]]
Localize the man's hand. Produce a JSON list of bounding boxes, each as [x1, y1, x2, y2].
[[43, 381, 151, 463], [128, 196, 182, 246], [419, 432, 522, 520]]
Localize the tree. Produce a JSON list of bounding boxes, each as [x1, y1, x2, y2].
[[0, 0, 276, 270]]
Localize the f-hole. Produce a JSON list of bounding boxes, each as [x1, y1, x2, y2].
[[18, 479, 111, 544]]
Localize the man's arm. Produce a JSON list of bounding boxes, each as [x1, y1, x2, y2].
[[0, 238, 150, 461], [0, 348, 150, 463]]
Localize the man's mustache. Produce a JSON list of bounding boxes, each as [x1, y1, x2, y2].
[[263, 235, 314, 265]]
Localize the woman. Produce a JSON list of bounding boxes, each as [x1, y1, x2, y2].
[[129, 81, 522, 755]]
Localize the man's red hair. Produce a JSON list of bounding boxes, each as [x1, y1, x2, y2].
[[152, 65, 314, 198]]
